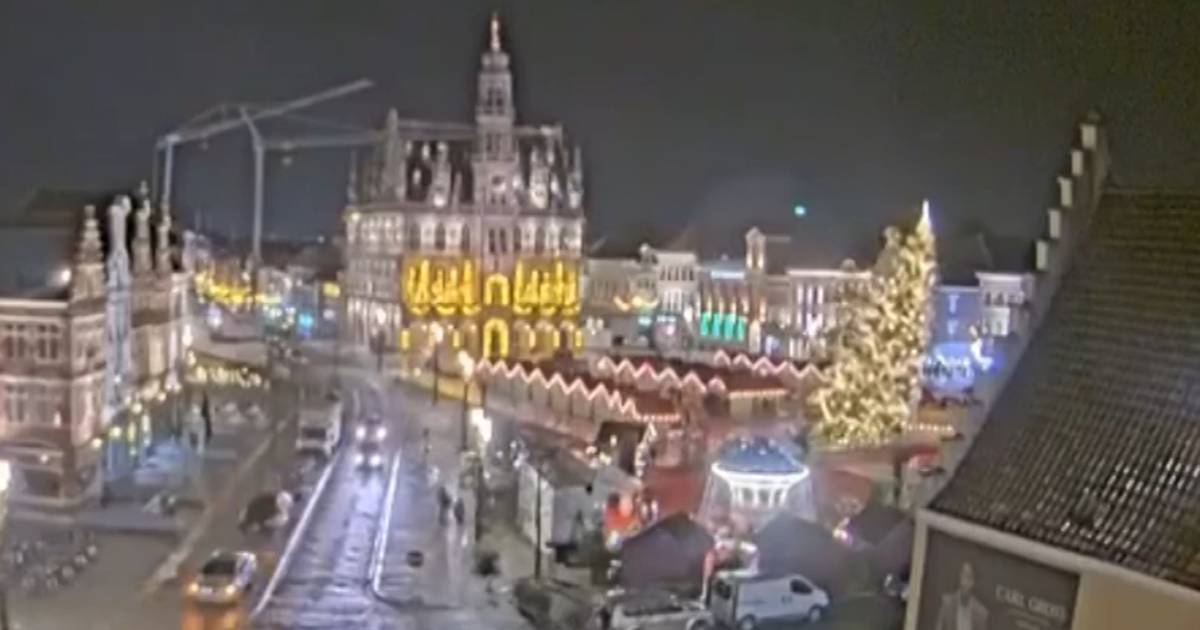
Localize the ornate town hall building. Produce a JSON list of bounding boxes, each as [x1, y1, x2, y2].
[[344, 15, 585, 362]]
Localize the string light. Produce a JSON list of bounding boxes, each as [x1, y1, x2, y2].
[[809, 201, 938, 447]]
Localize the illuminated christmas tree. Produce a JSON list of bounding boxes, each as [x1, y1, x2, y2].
[[810, 202, 937, 447]]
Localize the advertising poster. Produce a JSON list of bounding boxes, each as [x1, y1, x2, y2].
[[917, 529, 1079, 630]]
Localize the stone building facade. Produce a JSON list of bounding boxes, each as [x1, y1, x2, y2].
[[0, 187, 188, 507], [343, 15, 586, 364]]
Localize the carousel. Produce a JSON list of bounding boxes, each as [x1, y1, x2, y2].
[[699, 436, 816, 534]]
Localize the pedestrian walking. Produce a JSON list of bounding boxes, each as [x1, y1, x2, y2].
[[452, 497, 465, 524], [201, 396, 214, 446]]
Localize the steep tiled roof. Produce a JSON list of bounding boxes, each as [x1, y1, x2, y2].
[[931, 188, 1200, 591]]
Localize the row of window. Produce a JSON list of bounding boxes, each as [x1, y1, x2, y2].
[[0, 324, 64, 363], [355, 219, 582, 256], [0, 382, 65, 426], [658, 267, 696, 283]]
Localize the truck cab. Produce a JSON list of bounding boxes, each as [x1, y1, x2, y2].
[[295, 394, 343, 458]]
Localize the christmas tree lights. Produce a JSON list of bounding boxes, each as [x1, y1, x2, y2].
[[810, 201, 938, 447]]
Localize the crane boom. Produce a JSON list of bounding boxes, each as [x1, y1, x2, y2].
[[155, 78, 373, 214], [156, 79, 373, 149], [258, 122, 561, 152]]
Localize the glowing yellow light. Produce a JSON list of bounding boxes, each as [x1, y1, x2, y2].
[[482, 318, 509, 358]]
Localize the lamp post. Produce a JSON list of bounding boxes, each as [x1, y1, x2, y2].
[[515, 443, 553, 580], [0, 460, 11, 630], [373, 306, 387, 373], [431, 326, 445, 404], [533, 462, 543, 579], [458, 351, 475, 453]]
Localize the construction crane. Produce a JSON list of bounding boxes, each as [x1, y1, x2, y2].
[[154, 78, 373, 263]]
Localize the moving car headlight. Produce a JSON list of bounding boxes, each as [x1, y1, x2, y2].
[[187, 583, 200, 595], [354, 453, 365, 465], [223, 584, 238, 597], [375, 427, 387, 440], [369, 453, 383, 467], [355, 426, 367, 440]]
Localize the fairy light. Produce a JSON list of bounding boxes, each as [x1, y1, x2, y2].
[[809, 201, 938, 447]]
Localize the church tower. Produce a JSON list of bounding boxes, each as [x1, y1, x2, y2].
[[473, 12, 520, 209]]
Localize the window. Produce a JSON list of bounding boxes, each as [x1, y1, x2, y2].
[[790, 579, 812, 595], [498, 230, 508, 254], [513, 228, 523, 254], [406, 223, 420, 250], [487, 230, 497, 255], [948, 293, 959, 314], [433, 224, 446, 251], [461, 225, 471, 252], [534, 226, 545, 254]]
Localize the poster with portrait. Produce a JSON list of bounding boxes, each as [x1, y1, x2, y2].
[[917, 529, 1079, 630]]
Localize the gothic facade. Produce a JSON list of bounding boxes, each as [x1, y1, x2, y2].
[[0, 186, 189, 507], [344, 15, 586, 362]]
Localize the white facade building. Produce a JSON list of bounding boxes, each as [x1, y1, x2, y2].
[[0, 187, 190, 507]]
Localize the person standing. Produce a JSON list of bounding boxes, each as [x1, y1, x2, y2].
[[201, 394, 214, 447]]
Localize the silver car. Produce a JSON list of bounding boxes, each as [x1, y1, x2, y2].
[[188, 550, 257, 604]]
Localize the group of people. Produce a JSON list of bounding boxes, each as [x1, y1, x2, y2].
[[437, 485, 465, 525]]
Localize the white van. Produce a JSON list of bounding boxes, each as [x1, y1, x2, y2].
[[708, 570, 829, 629], [597, 589, 713, 630], [295, 396, 343, 458]]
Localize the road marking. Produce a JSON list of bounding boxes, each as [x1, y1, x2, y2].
[[369, 452, 403, 600], [247, 447, 344, 621], [140, 421, 285, 597]]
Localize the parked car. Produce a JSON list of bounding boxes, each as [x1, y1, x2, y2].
[[599, 589, 714, 630], [187, 550, 257, 604], [708, 570, 829, 629], [514, 577, 596, 630]]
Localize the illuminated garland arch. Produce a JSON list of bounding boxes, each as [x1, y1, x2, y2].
[[485, 274, 510, 306], [482, 318, 509, 358]]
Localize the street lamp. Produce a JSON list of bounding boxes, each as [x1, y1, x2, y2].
[[458, 351, 475, 453], [373, 306, 387, 372], [431, 325, 445, 404], [0, 460, 11, 630]]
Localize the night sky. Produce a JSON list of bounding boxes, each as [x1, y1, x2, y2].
[[1, 1, 1197, 261]]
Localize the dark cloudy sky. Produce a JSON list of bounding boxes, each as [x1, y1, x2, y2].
[[1, 1, 1197, 260]]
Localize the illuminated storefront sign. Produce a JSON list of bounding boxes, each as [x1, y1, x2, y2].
[[403, 257, 579, 318], [698, 311, 747, 342], [917, 530, 1078, 630], [511, 260, 580, 316], [402, 258, 479, 316]]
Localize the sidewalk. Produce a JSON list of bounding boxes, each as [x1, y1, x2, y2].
[[7, 370, 297, 630]]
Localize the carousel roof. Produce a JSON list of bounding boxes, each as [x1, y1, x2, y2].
[[713, 437, 805, 475]]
